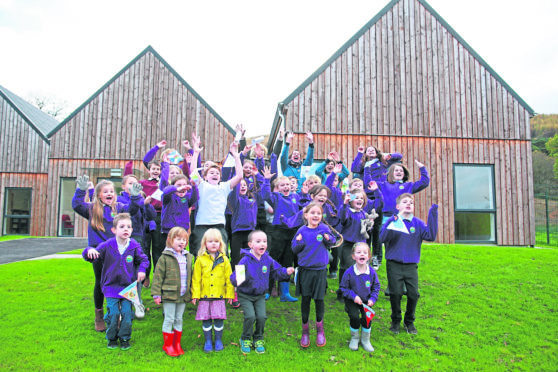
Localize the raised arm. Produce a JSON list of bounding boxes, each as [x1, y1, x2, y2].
[[190, 133, 203, 185], [143, 140, 166, 169], [228, 142, 244, 189]]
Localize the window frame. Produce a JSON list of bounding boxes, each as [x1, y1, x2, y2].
[[2, 187, 33, 236]]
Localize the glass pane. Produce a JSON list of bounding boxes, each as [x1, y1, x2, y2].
[[454, 165, 495, 210], [455, 212, 495, 242], [59, 179, 76, 237], [97, 178, 123, 195], [3, 188, 31, 235]]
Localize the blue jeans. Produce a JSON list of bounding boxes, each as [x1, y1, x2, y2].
[[105, 298, 133, 341]]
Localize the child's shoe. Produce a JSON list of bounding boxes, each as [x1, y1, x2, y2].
[[360, 328, 374, 352], [265, 293, 270, 301], [162, 332, 179, 357], [328, 271, 337, 279], [173, 330, 184, 355], [214, 329, 224, 352], [231, 292, 240, 309], [336, 290, 344, 303], [316, 320, 326, 347], [240, 338, 252, 353], [134, 303, 145, 319], [389, 322, 400, 334], [254, 340, 265, 354], [107, 339, 118, 349], [203, 329, 214, 353], [300, 322, 310, 348], [349, 328, 360, 351], [279, 282, 298, 302], [120, 339, 131, 351], [405, 323, 418, 335], [95, 309, 106, 332]]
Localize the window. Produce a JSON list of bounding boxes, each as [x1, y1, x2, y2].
[[453, 164, 496, 243], [58, 178, 76, 237], [3, 188, 32, 235]]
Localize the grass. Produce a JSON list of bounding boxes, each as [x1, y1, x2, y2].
[[0, 244, 556, 371], [0, 235, 49, 242]]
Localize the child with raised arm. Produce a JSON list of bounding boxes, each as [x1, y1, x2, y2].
[[280, 131, 314, 191], [189, 133, 243, 256], [151, 227, 194, 357], [380, 193, 438, 335], [339, 242, 380, 352], [83, 213, 148, 350], [191, 229, 235, 353], [292, 202, 337, 348], [351, 145, 402, 181], [230, 230, 295, 354], [73, 175, 142, 332]]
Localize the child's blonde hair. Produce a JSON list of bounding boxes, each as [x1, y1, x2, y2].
[[349, 188, 368, 208], [91, 180, 117, 232], [352, 242, 371, 258], [306, 175, 321, 185], [166, 226, 190, 247], [198, 228, 227, 256], [250, 144, 268, 159], [112, 213, 131, 227]]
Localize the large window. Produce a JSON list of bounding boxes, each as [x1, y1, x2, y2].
[[3, 188, 32, 235], [58, 178, 76, 237], [453, 164, 496, 243]]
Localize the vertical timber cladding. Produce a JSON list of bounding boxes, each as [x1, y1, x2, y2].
[[46, 47, 234, 236], [276, 0, 534, 245]]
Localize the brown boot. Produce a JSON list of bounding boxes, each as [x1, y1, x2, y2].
[[271, 282, 279, 297], [95, 309, 106, 332]]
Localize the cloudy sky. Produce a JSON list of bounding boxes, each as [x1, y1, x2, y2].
[[1, 0, 556, 136]]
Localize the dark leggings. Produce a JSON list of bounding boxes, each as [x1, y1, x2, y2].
[[93, 259, 104, 309], [301, 296, 325, 324], [369, 210, 383, 261], [230, 230, 250, 269]]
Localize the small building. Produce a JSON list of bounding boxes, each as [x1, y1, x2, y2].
[[267, 0, 535, 245], [0, 85, 58, 236]]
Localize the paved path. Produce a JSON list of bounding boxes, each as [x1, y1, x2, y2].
[[0, 238, 87, 264]]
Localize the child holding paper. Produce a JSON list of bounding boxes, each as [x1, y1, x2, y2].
[[83, 213, 149, 350], [230, 230, 295, 354], [339, 242, 380, 352]]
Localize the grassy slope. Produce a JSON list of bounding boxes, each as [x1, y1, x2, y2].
[[0, 244, 556, 371]]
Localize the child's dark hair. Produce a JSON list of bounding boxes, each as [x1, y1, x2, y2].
[[248, 230, 266, 242], [361, 146, 384, 165], [309, 185, 338, 217], [112, 213, 131, 227], [396, 192, 414, 205], [203, 164, 221, 177], [170, 174, 188, 185], [148, 160, 161, 169], [386, 164, 410, 183]]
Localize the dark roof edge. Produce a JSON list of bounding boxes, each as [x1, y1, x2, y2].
[[48, 45, 234, 138], [281, 0, 534, 116], [0, 89, 50, 144], [266, 103, 284, 149]]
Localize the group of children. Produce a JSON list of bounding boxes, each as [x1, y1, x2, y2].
[[74, 126, 438, 355]]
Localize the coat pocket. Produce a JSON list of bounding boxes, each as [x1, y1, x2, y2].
[[162, 285, 178, 301]]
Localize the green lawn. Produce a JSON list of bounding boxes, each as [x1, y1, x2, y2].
[[0, 244, 556, 371], [0, 235, 48, 242]]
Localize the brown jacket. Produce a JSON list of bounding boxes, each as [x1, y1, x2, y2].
[[151, 248, 193, 303]]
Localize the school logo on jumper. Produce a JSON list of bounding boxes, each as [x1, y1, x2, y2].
[[126, 255, 133, 263], [410, 227, 416, 233], [365, 280, 371, 288], [111, 212, 116, 218], [262, 266, 268, 274], [316, 234, 323, 242], [291, 198, 297, 203], [181, 198, 187, 203], [399, 185, 405, 190]]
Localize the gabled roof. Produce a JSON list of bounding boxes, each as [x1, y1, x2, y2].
[[268, 0, 535, 147], [48, 45, 234, 138], [0, 84, 59, 143]]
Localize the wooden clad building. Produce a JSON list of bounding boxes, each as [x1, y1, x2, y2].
[[43, 46, 235, 237], [267, 0, 535, 245], [0, 85, 59, 236]]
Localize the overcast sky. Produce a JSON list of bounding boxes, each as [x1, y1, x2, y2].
[[1, 0, 556, 136]]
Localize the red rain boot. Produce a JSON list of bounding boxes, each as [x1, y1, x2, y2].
[[162, 332, 179, 357], [173, 330, 184, 355]]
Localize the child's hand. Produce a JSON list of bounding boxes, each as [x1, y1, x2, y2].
[[137, 272, 146, 282], [254, 143, 264, 158], [305, 131, 314, 144], [262, 165, 275, 179], [286, 267, 295, 275], [384, 153, 392, 161], [344, 193, 351, 204], [279, 128, 285, 140], [415, 159, 425, 168], [301, 181, 309, 194], [227, 299, 233, 305], [162, 152, 169, 163], [154, 297, 161, 305], [333, 163, 343, 174], [192, 299, 198, 305], [367, 300, 374, 307], [286, 131, 295, 143], [242, 144, 253, 156], [182, 140, 190, 149], [267, 206, 274, 214], [87, 248, 99, 259], [358, 146, 364, 153], [354, 296, 363, 305], [230, 141, 239, 156], [157, 140, 167, 148], [144, 196, 152, 205], [76, 175, 89, 190], [129, 183, 143, 197], [87, 181, 95, 190], [296, 234, 302, 241], [368, 180, 378, 191], [329, 151, 340, 162], [324, 234, 330, 241]]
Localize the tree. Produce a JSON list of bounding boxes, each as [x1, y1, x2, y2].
[[532, 151, 558, 194], [28, 94, 68, 119]]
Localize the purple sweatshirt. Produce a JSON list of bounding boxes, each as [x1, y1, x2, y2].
[[292, 224, 336, 270], [340, 264, 381, 304], [230, 249, 291, 296], [72, 188, 140, 247], [262, 179, 304, 226], [369, 166, 429, 217], [117, 192, 145, 240], [380, 204, 439, 263], [229, 183, 258, 233], [83, 238, 149, 298], [161, 184, 199, 233], [352, 152, 402, 181]]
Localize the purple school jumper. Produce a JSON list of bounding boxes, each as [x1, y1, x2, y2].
[[230, 249, 291, 296], [161, 184, 199, 233], [339, 264, 381, 304], [351, 152, 402, 181], [292, 224, 336, 270]]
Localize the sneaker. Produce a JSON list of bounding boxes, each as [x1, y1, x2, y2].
[[405, 323, 417, 335], [107, 339, 118, 349], [389, 322, 400, 334], [135, 303, 145, 319], [240, 338, 252, 354], [372, 256, 379, 270], [120, 339, 131, 350], [231, 300, 240, 308], [328, 272, 337, 279], [336, 290, 344, 303], [265, 293, 270, 301], [254, 340, 265, 354]]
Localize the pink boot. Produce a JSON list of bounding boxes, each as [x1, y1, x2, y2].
[[300, 322, 310, 348], [316, 320, 326, 347]]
